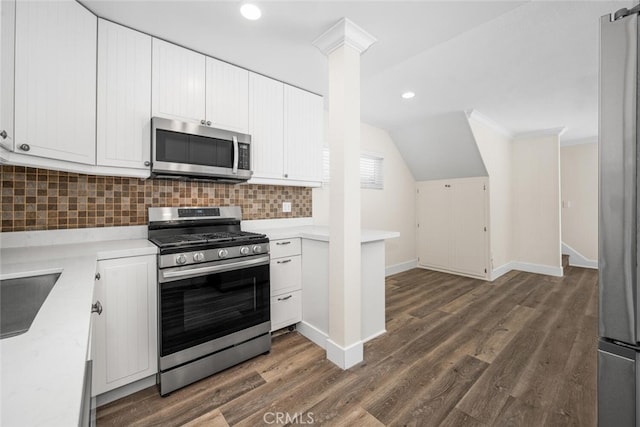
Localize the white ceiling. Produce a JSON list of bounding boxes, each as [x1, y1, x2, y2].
[[83, 0, 633, 178]]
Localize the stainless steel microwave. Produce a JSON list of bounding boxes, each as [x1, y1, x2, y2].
[[151, 117, 252, 182]]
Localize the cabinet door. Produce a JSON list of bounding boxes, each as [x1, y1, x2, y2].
[[271, 255, 302, 295], [97, 19, 151, 170], [152, 38, 205, 124], [0, 0, 14, 152], [205, 57, 248, 133], [249, 72, 284, 179], [14, 0, 96, 164], [417, 181, 452, 269], [451, 179, 488, 277], [92, 255, 157, 396], [283, 85, 323, 182], [271, 290, 302, 332]]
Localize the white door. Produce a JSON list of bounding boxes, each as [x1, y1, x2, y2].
[[205, 57, 249, 134], [417, 181, 452, 270], [283, 85, 323, 182], [249, 72, 284, 180], [451, 178, 488, 277], [92, 255, 157, 396], [97, 19, 151, 170], [0, 0, 15, 152], [14, 0, 96, 164], [151, 38, 205, 124]]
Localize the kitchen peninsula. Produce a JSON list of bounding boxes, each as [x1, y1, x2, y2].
[[243, 221, 399, 351]]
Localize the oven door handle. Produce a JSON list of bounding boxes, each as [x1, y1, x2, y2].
[[160, 255, 269, 282]]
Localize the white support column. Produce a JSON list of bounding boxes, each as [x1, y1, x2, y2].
[[313, 18, 376, 369]]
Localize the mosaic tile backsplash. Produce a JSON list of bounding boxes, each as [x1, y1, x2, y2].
[[0, 165, 312, 232]]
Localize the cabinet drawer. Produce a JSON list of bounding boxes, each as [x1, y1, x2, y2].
[[270, 290, 301, 332], [270, 238, 301, 258], [270, 255, 301, 295]]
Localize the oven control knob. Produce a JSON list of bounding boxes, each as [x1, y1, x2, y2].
[[176, 254, 187, 265], [193, 252, 205, 262], [240, 246, 250, 256], [252, 245, 262, 254], [218, 249, 228, 259]]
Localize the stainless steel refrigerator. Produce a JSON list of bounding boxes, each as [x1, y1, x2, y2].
[[599, 4, 640, 426]]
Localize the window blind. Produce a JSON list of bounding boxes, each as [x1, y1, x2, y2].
[[322, 147, 384, 190]]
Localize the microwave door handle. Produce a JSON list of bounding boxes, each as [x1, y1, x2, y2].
[[232, 136, 239, 175]]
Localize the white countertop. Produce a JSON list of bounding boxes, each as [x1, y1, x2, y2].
[[242, 224, 400, 243], [0, 237, 157, 427]]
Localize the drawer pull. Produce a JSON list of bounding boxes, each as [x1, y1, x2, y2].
[[277, 259, 292, 264], [276, 241, 291, 246], [277, 295, 292, 301]]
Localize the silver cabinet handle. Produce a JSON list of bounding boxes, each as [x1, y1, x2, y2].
[[144, 161, 150, 167], [91, 301, 103, 315], [0, 130, 7, 139], [276, 241, 291, 246], [284, 173, 289, 178], [206, 121, 212, 126], [277, 259, 292, 264], [19, 144, 30, 152], [201, 119, 206, 125], [95, 273, 100, 280], [277, 295, 292, 301]]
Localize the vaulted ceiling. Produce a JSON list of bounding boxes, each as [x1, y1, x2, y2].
[[83, 0, 633, 180]]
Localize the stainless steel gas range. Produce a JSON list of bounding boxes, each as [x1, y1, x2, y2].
[[148, 206, 271, 396]]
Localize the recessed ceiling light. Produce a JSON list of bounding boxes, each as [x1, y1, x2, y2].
[[402, 92, 415, 99], [240, 3, 261, 20]]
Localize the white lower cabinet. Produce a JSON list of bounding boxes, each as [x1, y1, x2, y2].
[[270, 238, 302, 331], [271, 291, 302, 331], [92, 254, 157, 396]]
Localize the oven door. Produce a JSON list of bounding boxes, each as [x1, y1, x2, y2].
[[158, 255, 270, 371]]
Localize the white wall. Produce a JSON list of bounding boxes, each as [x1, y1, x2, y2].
[[468, 117, 512, 271], [560, 142, 598, 261], [511, 134, 562, 269], [313, 120, 416, 270]]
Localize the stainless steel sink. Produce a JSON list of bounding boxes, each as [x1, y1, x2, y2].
[[1, 273, 61, 339]]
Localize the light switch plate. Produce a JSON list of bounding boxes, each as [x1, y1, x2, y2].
[[282, 202, 292, 213]]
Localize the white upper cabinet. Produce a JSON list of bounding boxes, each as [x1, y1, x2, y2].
[[152, 38, 206, 124], [97, 19, 151, 170], [206, 57, 249, 134], [284, 85, 323, 182], [249, 72, 323, 186], [249, 73, 284, 180], [14, 0, 97, 164], [0, 0, 15, 152]]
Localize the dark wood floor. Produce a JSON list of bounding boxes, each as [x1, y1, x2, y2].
[[97, 264, 598, 426]]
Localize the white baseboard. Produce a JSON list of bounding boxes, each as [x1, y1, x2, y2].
[[562, 242, 598, 269], [96, 375, 156, 407], [385, 259, 417, 277], [296, 321, 328, 350], [491, 263, 513, 281], [510, 261, 563, 277], [326, 339, 363, 370]]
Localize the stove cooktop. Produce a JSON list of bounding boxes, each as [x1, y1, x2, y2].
[[149, 230, 266, 249]]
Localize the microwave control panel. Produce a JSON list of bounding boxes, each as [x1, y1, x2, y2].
[[238, 143, 250, 170]]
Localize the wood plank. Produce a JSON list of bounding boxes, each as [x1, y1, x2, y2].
[[471, 304, 536, 363], [97, 267, 599, 427], [180, 409, 229, 427], [387, 355, 488, 426], [440, 408, 486, 427]]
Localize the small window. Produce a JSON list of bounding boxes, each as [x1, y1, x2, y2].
[[322, 147, 384, 190]]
